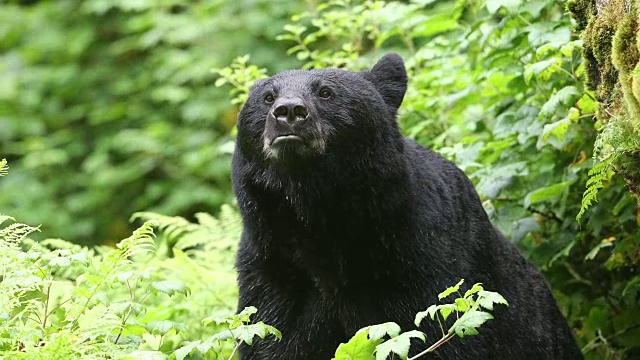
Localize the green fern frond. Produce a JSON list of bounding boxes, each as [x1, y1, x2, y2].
[[117, 220, 157, 258], [0, 217, 40, 249], [133, 206, 242, 253], [131, 212, 199, 245], [0, 158, 7, 176], [577, 156, 615, 221]]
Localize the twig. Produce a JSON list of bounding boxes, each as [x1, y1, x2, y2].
[[407, 332, 455, 360]]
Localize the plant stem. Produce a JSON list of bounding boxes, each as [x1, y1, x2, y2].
[[407, 332, 455, 360], [41, 281, 52, 329], [227, 341, 241, 360]]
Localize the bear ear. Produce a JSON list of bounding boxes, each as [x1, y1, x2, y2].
[[362, 53, 408, 110]]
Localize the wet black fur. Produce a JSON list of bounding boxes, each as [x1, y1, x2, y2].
[[232, 54, 582, 359]]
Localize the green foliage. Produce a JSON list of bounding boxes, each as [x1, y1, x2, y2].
[[333, 280, 507, 360], [212, 56, 269, 106], [1, 162, 281, 359], [0, 207, 274, 359], [173, 307, 281, 360]]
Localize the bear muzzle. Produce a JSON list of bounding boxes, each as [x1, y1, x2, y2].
[[265, 97, 312, 148], [271, 97, 309, 125]]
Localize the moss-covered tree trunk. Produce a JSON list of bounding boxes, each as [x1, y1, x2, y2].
[[569, 0, 640, 201]]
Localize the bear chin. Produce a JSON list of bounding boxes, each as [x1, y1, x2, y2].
[[262, 136, 326, 162]]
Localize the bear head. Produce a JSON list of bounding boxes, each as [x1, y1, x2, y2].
[[235, 53, 408, 169]]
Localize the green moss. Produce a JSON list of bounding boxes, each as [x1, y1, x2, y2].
[[612, 11, 640, 129], [567, 0, 596, 32], [612, 12, 639, 76], [632, 71, 640, 106]]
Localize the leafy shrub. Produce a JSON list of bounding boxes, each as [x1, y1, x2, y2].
[[334, 280, 508, 360]]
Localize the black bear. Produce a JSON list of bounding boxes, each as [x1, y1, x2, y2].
[[232, 53, 582, 359]]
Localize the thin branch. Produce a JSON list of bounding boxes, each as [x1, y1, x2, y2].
[[41, 281, 52, 329], [227, 340, 241, 360], [407, 332, 455, 360]]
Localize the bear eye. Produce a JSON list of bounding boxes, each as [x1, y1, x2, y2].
[[318, 87, 332, 99], [264, 93, 275, 104]]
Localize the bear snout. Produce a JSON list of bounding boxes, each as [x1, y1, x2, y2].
[[271, 97, 309, 125]]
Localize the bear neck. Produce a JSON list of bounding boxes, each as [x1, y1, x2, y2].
[[234, 136, 416, 290]]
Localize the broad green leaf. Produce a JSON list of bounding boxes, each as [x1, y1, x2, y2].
[[415, 305, 438, 327], [146, 320, 184, 335], [48, 256, 72, 268], [151, 281, 190, 297], [486, 0, 523, 14], [577, 93, 596, 114], [172, 341, 200, 360], [524, 59, 556, 84], [333, 328, 379, 360], [230, 322, 281, 345], [374, 331, 425, 360], [438, 304, 456, 321], [438, 279, 464, 299], [204, 306, 257, 327], [539, 86, 580, 118], [463, 283, 484, 299], [454, 297, 471, 312], [450, 311, 494, 338], [524, 181, 574, 207], [476, 291, 509, 311], [623, 276, 640, 297], [411, 13, 459, 38], [368, 322, 401, 340], [124, 350, 168, 360]]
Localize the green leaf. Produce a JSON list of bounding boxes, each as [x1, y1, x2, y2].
[[146, 320, 184, 335], [204, 306, 257, 327], [48, 256, 72, 268], [415, 305, 438, 327], [333, 328, 379, 360], [172, 341, 201, 360], [438, 279, 464, 299], [450, 311, 494, 338], [124, 350, 168, 360], [151, 281, 190, 297], [411, 13, 459, 38], [438, 304, 457, 321], [368, 322, 401, 340], [486, 0, 523, 14], [584, 240, 614, 261], [230, 322, 281, 346], [476, 291, 509, 311], [374, 331, 425, 360], [463, 283, 484, 299], [454, 297, 471, 312], [576, 93, 596, 114], [539, 86, 580, 119], [524, 181, 574, 207], [524, 59, 556, 84]]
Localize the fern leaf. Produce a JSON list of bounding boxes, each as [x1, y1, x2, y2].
[[0, 158, 7, 176], [117, 220, 157, 258], [0, 220, 40, 248], [577, 157, 615, 221]]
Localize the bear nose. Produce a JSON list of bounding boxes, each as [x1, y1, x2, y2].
[[272, 97, 308, 124]]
